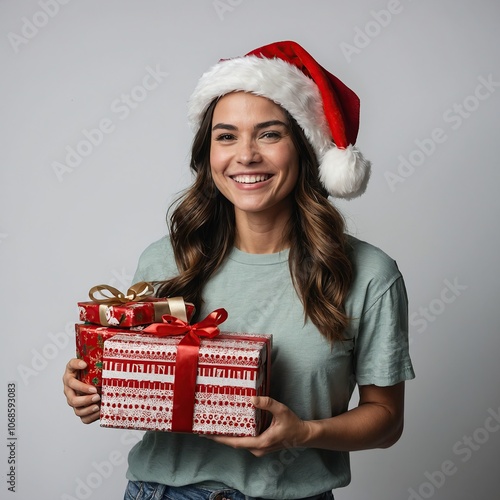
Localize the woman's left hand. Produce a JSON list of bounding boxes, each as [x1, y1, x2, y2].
[[208, 383, 406, 456], [207, 396, 310, 457]]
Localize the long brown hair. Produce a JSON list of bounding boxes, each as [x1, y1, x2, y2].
[[157, 96, 352, 342]]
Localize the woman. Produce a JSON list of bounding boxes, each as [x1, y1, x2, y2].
[[63, 41, 415, 500]]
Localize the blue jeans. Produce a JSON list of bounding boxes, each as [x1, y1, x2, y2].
[[124, 481, 334, 500]]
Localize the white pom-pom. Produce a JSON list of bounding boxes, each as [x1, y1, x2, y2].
[[318, 145, 371, 199]]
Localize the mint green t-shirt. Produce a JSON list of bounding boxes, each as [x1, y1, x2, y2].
[[125, 235, 415, 498]]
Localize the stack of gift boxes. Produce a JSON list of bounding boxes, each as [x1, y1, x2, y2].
[[75, 283, 272, 437]]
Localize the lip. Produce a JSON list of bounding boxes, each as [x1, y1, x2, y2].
[[229, 173, 274, 188]]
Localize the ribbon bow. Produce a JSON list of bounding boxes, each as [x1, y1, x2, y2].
[[143, 308, 228, 341], [143, 308, 228, 432], [88, 282, 154, 305]]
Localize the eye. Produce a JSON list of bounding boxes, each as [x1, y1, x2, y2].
[[260, 131, 282, 141], [214, 133, 236, 142]]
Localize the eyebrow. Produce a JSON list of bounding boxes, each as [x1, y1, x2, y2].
[[212, 120, 289, 132]]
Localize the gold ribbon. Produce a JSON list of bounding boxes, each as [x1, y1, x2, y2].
[[88, 282, 155, 305], [163, 296, 188, 323], [88, 282, 188, 326]]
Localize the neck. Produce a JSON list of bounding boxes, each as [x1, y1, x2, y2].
[[234, 210, 291, 254]]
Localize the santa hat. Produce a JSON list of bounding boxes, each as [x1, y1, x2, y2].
[[187, 40, 371, 199]]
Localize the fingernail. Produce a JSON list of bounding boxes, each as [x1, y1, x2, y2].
[[91, 394, 100, 402], [88, 386, 97, 394], [78, 360, 86, 368], [92, 406, 100, 413]]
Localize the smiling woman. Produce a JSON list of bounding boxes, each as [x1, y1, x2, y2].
[[63, 40, 415, 500]]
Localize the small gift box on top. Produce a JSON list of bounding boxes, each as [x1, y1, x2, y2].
[[99, 309, 272, 437], [75, 282, 194, 388], [78, 282, 195, 327]]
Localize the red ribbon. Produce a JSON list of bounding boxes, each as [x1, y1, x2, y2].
[[143, 308, 228, 432]]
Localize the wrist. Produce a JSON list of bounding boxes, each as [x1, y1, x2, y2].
[[297, 419, 319, 448]]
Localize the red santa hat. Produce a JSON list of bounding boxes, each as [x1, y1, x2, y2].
[[187, 40, 371, 199]]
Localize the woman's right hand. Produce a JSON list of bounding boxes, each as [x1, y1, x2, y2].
[[63, 358, 101, 424]]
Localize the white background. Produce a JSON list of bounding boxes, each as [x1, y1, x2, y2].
[[1, 1, 499, 499]]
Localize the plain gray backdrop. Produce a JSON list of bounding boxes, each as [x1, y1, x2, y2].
[[1, 1, 499, 499]]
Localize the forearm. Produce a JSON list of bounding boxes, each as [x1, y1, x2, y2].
[[300, 401, 403, 452], [209, 384, 405, 457]]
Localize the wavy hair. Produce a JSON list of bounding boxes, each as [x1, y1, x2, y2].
[[157, 97, 352, 343]]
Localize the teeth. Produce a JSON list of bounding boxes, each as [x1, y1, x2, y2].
[[232, 174, 271, 184]]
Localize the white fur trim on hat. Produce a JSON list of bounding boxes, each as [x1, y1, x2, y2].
[[188, 56, 332, 155]]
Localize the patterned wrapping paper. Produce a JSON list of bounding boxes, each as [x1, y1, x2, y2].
[[78, 299, 195, 327], [99, 332, 272, 436], [75, 324, 145, 388]]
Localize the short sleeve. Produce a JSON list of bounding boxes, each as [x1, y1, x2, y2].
[[353, 275, 415, 386], [132, 236, 177, 284]]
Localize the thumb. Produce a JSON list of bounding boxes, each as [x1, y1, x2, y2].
[[251, 396, 274, 410]]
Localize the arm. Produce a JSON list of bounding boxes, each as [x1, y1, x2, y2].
[[209, 382, 405, 456], [62, 359, 101, 424], [303, 382, 405, 451]]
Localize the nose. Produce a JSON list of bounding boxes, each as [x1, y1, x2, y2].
[[236, 138, 261, 166]]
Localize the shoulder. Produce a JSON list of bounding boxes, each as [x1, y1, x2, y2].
[[346, 235, 405, 312], [133, 236, 177, 282], [347, 235, 401, 282]]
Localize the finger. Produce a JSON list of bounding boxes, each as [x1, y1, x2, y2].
[[63, 359, 98, 397], [206, 434, 257, 449], [63, 358, 101, 425], [251, 396, 284, 415], [65, 358, 87, 374], [64, 376, 100, 408], [78, 405, 101, 425], [81, 413, 100, 425], [64, 384, 98, 411], [65, 375, 98, 396], [208, 434, 272, 457], [65, 389, 101, 409], [251, 396, 271, 408], [74, 401, 100, 418]]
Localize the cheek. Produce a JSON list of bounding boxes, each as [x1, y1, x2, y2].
[[209, 156, 226, 192], [279, 148, 300, 186], [209, 147, 228, 175]]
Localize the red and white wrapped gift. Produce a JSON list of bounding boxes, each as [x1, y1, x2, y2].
[[99, 309, 272, 436]]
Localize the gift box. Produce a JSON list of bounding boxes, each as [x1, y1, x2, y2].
[[99, 313, 272, 436], [78, 297, 195, 327], [78, 283, 194, 327]]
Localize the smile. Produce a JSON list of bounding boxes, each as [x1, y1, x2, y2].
[[231, 174, 272, 184]]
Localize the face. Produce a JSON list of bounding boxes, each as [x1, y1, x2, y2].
[[209, 92, 299, 221]]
